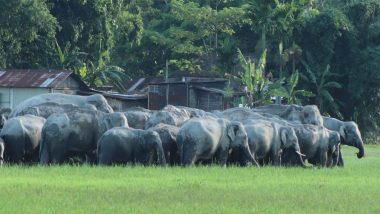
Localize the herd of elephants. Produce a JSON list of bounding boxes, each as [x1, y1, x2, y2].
[[0, 93, 365, 168]]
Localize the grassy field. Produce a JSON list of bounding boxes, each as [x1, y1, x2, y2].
[[0, 146, 379, 214]]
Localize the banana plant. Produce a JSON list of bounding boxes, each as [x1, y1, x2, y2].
[[283, 70, 315, 104], [236, 48, 287, 107]]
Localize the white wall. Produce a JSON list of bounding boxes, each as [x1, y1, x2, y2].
[[0, 88, 49, 109]]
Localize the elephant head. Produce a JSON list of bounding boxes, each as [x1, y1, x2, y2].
[[280, 126, 304, 156], [104, 112, 129, 129], [302, 105, 323, 126], [281, 105, 323, 126], [226, 121, 260, 167], [141, 130, 167, 166], [279, 126, 306, 167], [86, 94, 114, 113], [280, 146, 307, 167], [339, 122, 364, 158]]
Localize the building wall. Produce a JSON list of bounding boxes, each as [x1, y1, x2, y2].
[[56, 76, 81, 89], [105, 97, 147, 112], [148, 84, 188, 110], [52, 89, 79, 95], [0, 88, 49, 108], [196, 91, 223, 111]]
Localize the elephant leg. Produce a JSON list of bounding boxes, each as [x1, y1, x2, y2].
[[217, 149, 229, 167], [326, 150, 333, 167], [319, 150, 328, 168], [50, 143, 65, 164], [270, 149, 281, 166], [181, 142, 197, 167], [85, 150, 97, 165], [337, 146, 344, 167]]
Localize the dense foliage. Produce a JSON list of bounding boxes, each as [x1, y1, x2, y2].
[[1, 0, 380, 136]]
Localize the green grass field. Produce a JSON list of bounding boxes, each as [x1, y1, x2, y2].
[[0, 146, 379, 214]]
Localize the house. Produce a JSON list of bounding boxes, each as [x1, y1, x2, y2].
[[0, 69, 89, 109], [147, 77, 232, 111]]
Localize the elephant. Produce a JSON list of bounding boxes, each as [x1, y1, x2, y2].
[[9, 93, 114, 118], [282, 124, 341, 167], [145, 105, 191, 129], [15, 102, 98, 119], [176, 116, 259, 167], [0, 138, 4, 166], [39, 110, 128, 165], [242, 119, 305, 166], [0, 115, 46, 163], [148, 123, 180, 166], [0, 107, 11, 129], [97, 127, 166, 166], [175, 106, 216, 118], [124, 107, 152, 129], [215, 107, 269, 122], [323, 116, 365, 166], [253, 104, 324, 126]]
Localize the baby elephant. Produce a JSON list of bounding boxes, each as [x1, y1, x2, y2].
[[148, 123, 180, 166], [97, 127, 167, 166]]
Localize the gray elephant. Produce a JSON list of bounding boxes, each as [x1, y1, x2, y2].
[[323, 116, 365, 166], [242, 119, 305, 166], [16, 102, 98, 119], [148, 123, 180, 166], [215, 107, 268, 122], [253, 104, 323, 126], [97, 127, 166, 166], [282, 124, 341, 167], [176, 116, 259, 167], [0, 115, 46, 163], [145, 106, 191, 129], [40, 110, 128, 165], [10, 93, 113, 118], [0, 138, 4, 166], [124, 107, 152, 129]]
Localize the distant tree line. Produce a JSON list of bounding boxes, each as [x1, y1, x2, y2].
[[0, 0, 380, 138]]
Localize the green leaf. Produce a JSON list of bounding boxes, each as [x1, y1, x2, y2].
[[294, 90, 315, 97]]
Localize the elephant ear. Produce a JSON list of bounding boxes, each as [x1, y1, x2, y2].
[[339, 126, 347, 141], [227, 124, 238, 142]]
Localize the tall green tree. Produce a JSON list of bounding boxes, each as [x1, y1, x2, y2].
[[0, 0, 57, 68]]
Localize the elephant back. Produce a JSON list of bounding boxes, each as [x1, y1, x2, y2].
[[9, 93, 113, 118]]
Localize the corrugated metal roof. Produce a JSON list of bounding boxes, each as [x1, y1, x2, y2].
[[0, 69, 73, 88]]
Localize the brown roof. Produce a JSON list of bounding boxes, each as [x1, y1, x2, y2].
[[0, 69, 86, 88]]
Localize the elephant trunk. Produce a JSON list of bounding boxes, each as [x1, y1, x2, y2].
[[242, 146, 260, 168], [156, 141, 167, 167], [356, 140, 365, 159]]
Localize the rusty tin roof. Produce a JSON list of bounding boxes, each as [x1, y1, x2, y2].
[[0, 69, 80, 88]]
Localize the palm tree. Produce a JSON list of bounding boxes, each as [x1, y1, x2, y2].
[[80, 50, 129, 92]]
